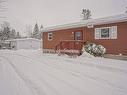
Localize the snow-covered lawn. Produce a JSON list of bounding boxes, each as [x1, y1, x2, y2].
[[0, 50, 127, 95]]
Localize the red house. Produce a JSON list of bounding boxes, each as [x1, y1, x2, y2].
[[42, 14, 127, 55]]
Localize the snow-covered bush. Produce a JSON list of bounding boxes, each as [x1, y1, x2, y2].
[[83, 42, 106, 57], [81, 50, 94, 58]]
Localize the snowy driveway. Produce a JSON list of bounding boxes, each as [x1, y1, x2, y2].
[[0, 50, 127, 95]]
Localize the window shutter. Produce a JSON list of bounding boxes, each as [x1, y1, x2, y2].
[[111, 26, 117, 39], [95, 28, 100, 39]]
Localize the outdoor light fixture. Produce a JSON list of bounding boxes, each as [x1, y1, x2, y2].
[[87, 23, 94, 28]]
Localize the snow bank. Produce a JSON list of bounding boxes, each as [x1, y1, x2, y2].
[[81, 51, 94, 58]]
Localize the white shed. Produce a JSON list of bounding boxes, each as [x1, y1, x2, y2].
[[6, 38, 42, 50]]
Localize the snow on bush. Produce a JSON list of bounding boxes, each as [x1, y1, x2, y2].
[[81, 50, 94, 58], [83, 42, 106, 57]]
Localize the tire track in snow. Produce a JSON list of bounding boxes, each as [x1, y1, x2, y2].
[[0, 56, 47, 95], [0, 55, 62, 95], [0, 53, 89, 95], [41, 59, 127, 92], [5, 52, 127, 74], [13, 54, 88, 95], [2, 52, 127, 93], [11, 52, 127, 92], [46, 55, 127, 74]]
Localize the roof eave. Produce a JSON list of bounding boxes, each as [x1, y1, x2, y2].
[[42, 14, 127, 32]]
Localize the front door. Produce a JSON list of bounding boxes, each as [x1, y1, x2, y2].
[[74, 31, 83, 40]]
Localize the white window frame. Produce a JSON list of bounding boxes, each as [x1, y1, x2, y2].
[[48, 32, 53, 41], [95, 26, 117, 39]]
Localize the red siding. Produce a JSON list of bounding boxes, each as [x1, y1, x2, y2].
[[43, 21, 127, 55], [43, 27, 84, 49], [84, 22, 127, 55]]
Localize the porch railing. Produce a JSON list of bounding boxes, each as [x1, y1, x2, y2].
[[55, 40, 85, 56]]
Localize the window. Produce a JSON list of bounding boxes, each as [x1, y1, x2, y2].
[[48, 32, 53, 41], [75, 32, 82, 40], [95, 26, 117, 39], [101, 27, 110, 38]]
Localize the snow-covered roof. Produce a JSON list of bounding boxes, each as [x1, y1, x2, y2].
[[6, 38, 41, 42], [42, 14, 127, 32]]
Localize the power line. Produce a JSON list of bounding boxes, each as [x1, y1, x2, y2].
[[0, 16, 6, 18], [0, 0, 7, 19], [0, 0, 6, 3]]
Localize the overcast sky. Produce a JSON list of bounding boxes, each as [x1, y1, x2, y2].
[[0, 0, 127, 35]]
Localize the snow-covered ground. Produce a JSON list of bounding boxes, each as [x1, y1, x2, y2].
[[0, 50, 127, 95]]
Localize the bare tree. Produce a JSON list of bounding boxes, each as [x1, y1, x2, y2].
[[9, 29, 16, 39], [81, 9, 91, 20], [16, 32, 21, 38], [26, 25, 32, 38], [1, 21, 9, 28], [125, 7, 127, 14]]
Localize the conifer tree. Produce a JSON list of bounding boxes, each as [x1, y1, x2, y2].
[[32, 23, 39, 39]]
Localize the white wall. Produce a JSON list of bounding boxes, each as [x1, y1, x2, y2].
[[15, 39, 41, 50]]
